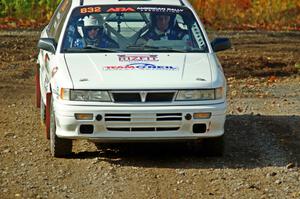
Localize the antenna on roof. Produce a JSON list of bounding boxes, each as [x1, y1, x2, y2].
[[80, 0, 84, 6]]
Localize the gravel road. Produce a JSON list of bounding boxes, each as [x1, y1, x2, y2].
[[0, 30, 299, 199]]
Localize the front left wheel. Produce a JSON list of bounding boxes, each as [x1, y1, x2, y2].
[[49, 99, 72, 157]]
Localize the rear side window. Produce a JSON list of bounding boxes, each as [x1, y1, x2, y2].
[[47, 0, 72, 42]]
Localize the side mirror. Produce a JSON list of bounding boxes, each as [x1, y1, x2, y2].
[[211, 37, 231, 52], [37, 38, 57, 54]]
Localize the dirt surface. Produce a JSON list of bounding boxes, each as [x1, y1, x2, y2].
[[0, 30, 300, 199]]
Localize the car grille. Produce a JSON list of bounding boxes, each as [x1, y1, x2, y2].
[[111, 91, 175, 103], [106, 127, 180, 132], [105, 113, 182, 132]]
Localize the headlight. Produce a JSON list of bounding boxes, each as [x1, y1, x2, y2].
[[215, 87, 224, 100], [176, 88, 223, 101], [60, 89, 111, 102]]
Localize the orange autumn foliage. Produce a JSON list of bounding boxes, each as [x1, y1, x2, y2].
[[0, 0, 299, 30], [189, 0, 300, 30]]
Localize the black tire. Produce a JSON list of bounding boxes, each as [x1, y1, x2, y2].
[[50, 99, 72, 157], [191, 135, 225, 157], [94, 143, 115, 151], [202, 135, 225, 157], [40, 95, 46, 125]]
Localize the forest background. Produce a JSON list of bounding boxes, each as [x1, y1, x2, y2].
[[0, 0, 299, 30]]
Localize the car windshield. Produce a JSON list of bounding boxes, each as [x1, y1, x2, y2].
[[61, 5, 208, 53]]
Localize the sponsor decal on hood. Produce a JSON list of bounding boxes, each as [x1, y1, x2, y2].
[[104, 63, 178, 71], [118, 54, 159, 62], [64, 53, 213, 89]]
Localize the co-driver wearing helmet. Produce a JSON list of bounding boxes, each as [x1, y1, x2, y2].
[[74, 15, 119, 48], [137, 13, 190, 44]]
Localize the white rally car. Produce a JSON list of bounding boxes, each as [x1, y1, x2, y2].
[[36, 0, 231, 157]]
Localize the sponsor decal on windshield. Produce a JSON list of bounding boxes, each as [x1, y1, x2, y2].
[[104, 63, 178, 71], [75, 5, 186, 15], [118, 55, 159, 62], [80, 7, 101, 14], [136, 7, 184, 13], [107, 7, 135, 12]]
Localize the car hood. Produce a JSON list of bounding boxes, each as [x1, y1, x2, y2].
[[64, 53, 212, 90]]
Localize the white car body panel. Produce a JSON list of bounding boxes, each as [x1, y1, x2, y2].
[[64, 53, 213, 90], [54, 103, 226, 141], [37, 0, 229, 143]]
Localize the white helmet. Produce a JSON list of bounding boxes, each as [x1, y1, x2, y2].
[[83, 15, 104, 27], [83, 15, 103, 28], [81, 15, 106, 43]]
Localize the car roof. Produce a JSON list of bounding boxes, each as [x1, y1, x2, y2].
[[72, 0, 187, 7]]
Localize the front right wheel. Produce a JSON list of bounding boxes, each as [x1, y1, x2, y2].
[[49, 99, 72, 157]]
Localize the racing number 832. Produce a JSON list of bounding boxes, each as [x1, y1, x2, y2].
[[80, 7, 101, 14]]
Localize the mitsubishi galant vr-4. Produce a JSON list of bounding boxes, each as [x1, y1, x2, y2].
[[36, 0, 231, 157]]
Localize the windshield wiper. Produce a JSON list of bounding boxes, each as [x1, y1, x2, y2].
[[126, 45, 189, 53], [126, 45, 159, 50], [153, 46, 207, 53], [64, 46, 118, 53], [154, 47, 187, 53]]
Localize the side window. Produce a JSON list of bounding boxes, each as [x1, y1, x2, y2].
[[47, 0, 71, 42]]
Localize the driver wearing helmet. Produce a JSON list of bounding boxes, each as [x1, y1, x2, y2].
[[137, 13, 190, 44], [74, 15, 119, 48]]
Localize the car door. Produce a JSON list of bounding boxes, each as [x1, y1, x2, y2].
[[39, 0, 71, 101]]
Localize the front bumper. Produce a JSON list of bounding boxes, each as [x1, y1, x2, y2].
[[54, 101, 226, 142]]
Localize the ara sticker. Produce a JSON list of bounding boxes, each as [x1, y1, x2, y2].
[[107, 7, 136, 12]]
